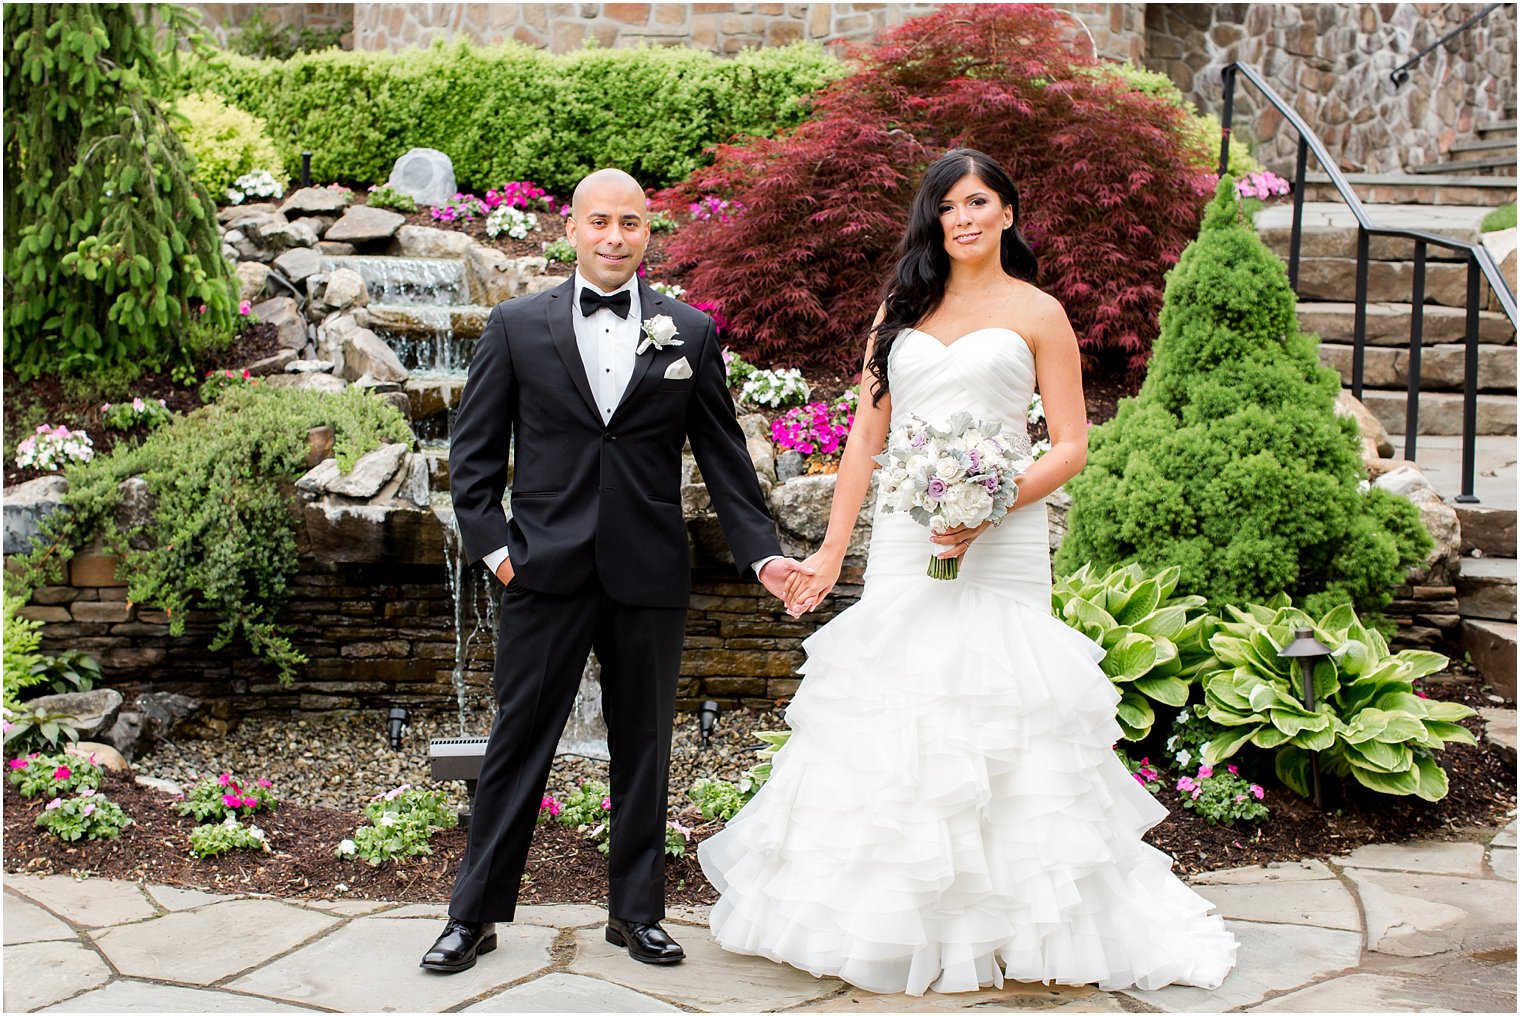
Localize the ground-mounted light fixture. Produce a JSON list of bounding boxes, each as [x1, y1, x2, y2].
[[1277, 626, 1333, 808], [386, 705, 410, 751], [699, 700, 721, 749]]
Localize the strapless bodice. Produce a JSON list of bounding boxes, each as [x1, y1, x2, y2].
[[886, 327, 1036, 439]]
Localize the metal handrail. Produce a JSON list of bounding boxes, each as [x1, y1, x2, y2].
[[1390, 4, 1503, 88], [1219, 61, 1518, 503]]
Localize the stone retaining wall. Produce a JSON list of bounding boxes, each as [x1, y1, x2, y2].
[[17, 541, 862, 719]]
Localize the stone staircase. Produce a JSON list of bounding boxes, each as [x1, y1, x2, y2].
[[1259, 196, 1516, 701], [1411, 100, 1518, 176]]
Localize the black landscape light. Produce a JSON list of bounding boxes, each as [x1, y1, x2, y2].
[[1277, 627, 1333, 808], [300, 151, 312, 188], [386, 705, 410, 751], [698, 700, 721, 749]]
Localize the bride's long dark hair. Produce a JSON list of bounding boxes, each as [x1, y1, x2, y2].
[[867, 148, 1038, 406]]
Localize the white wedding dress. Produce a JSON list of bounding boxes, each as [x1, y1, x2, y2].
[[699, 327, 1238, 996]]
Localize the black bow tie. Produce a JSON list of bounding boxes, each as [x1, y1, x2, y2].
[[579, 287, 632, 319]]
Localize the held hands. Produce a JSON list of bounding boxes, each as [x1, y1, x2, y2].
[[782, 550, 844, 618], [759, 558, 817, 616]]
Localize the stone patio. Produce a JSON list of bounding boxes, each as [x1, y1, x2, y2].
[[4, 821, 1514, 1013]]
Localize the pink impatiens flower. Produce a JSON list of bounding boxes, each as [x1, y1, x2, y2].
[[1197, 764, 1214, 779], [222, 794, 241, 808], [600, 796, 612, 811], [53, 766, 71, 781], [218, 773, 232, 786], [256, 778, 273, 788], [9, 758, 29, 770], [82, 803, 96, 817], [45, 797, 63, 810], [540, 794, 562, 817], [1250, 785, 1265, 800]]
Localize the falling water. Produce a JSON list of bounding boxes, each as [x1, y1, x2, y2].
[[434, 498, 608, 756], [322, 256, 470, 306]]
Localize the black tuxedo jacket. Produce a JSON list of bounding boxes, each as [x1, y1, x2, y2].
[[449, 277, 782, 609]]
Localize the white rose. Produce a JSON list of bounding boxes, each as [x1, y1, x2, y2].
[[891, 484, 918, 512], [941, 483, 992, 527], [936, 455, 964, 480], [645, 315, 677, 343]]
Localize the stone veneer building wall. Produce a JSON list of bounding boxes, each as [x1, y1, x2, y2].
[[1144, 3, 1518, 176]]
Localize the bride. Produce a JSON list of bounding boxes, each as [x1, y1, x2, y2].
[[697, 148, 1238, 997]]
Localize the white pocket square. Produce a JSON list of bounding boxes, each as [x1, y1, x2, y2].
[[663, 357, 693, 381]]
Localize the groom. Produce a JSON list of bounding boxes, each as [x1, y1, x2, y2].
[[424, 169, 806, 972]]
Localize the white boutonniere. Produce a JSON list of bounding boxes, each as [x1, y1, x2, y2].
[[638, 314, 682, 355]]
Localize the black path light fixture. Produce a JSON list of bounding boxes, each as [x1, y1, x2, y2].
[[1277, 626, 1333, 808], [300, 151, 313, 188], [386, 705, 410, 751], [698, 700, 721, 749]]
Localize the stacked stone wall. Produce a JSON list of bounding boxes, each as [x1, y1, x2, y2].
[[1144, 2, 1518, 175], [17, 546, 860, 719], [186, 3, 351, 47]]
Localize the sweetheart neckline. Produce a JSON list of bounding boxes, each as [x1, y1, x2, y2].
[[903, 326, 1029, 355]]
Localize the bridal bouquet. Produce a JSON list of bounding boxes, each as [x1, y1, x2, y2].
[[873, 412, 1030, 580]]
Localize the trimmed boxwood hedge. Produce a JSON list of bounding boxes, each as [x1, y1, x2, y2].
[[179, 41, 845, 194]]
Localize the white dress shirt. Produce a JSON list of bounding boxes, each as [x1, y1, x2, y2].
[[484, 271, 778, 582]]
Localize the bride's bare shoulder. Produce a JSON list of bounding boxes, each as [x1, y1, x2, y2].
[[1006, 282, 1074, 345]]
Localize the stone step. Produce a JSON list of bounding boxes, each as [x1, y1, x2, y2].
[[1409, 155, 1518, 175], [1478, 119, 1517, 138], [1302, 172, 1517, 206], [1457, 504, 1518, 558], [1462, 619, 1517, 700], [1480, 706, 1516, 764], [1450, 138, 1518, 155], [1318, 342, 1516, 394], [1298, 302, 1515, 347], [1360, 390, 1516, 436], [1457, 556, 1517, 622], [1294, 257, 1504, 309], [1257, 203, 1495, 261]]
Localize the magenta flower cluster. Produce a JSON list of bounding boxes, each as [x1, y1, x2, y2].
[[485, 180, 557, 212], [689, 195, 743, 224], [771, 398, 855, 460], [430, 193, 490, 224], [539, 793, 562, 818], [216, 772, 273, 812], [1129, 757, 1159, 787]]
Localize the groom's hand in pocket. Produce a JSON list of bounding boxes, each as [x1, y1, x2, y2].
[[759, 558, 814, 614], [494, 558, 515, 587]]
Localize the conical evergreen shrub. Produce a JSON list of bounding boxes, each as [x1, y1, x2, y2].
[[1056, 178, 1431, 615]]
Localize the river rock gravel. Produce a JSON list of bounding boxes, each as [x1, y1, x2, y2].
[[130, 705, 787, 815]]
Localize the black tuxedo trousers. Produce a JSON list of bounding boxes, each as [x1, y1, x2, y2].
[[446, 279, 782, 924]]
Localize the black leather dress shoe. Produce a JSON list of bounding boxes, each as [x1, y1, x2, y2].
[[605, 916, 685, 964], [420, 918, 498, 973]]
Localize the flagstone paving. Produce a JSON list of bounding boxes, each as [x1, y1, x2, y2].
[[4, 821, 1515, 1013]]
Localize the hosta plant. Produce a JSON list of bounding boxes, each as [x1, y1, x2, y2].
[[1052, 562, 1216, 740], [1199, 598, 1476, 801]]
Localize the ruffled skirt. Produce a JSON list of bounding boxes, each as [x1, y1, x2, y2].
[[698, 507, 1238, 996]]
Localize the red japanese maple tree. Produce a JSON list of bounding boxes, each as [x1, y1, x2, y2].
[[656, 4, 1212, 376]]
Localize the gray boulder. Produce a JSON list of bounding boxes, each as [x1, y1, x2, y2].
[[218, 201, 281, 226], [3, 474, 68, 550], [254, 219, 320, 251], [234, 261, 270, 302], [280, 186, 351, 216], [394, 225, 473, 259], [326, 442, 410, 499], [250, 296, 308, 350], [273, 246, 323, 284], [263, 372, 349, 394], [325, 205, 407, 244], [17, 689, 123, 740], [322, 267, 369, 313], [387, 147, 457, 207], [339, 327, 407, 383], [1374, 464, 1462, 584]]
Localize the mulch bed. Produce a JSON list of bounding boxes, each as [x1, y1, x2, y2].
[[5, 679, 1512, 905]]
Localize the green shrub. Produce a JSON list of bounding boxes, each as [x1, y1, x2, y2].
[[9, 386, 413, 684], [226, 6, 348, 60], [1052, 563, 1216, 741], [1199, 598, 1475, 801], [1057, 177, 1432, 615], [3, 594, 48, 709], [4, 4, 238, 381], [172, 91, 284, 197], [178, 41, 844, 193], [1482, 202, 1516, 233]]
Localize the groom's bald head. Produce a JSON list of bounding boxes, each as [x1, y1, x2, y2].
[[566, 168, 650, 292]]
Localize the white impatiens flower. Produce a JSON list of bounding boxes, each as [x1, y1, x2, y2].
[[336, 839, 357, 858], [485, 205, 538, 240], [1027, 392, 1045, 425]]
